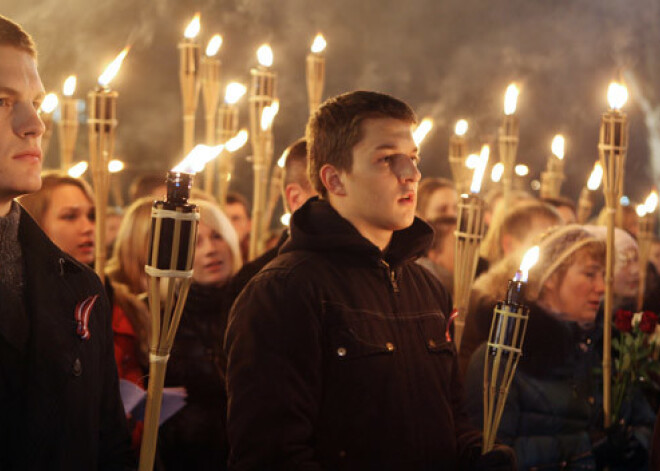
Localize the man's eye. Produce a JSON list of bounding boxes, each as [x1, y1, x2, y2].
[[0, 98, 9, 107]]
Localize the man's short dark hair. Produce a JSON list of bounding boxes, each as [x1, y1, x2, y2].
[[226, 191, 250, 215], [417, 177, 456, 218], [0, 15, 36, 57], [306, 91, 417, 198], [281, 138, 312, 192], [128, 173, 165, 202]]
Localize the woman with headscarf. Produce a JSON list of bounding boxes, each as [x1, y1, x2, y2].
[[464, 225, 654, 470]]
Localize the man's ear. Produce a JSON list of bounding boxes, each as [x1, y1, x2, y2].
[[319, 164, 346, 196], [285, 183, 303, 213]]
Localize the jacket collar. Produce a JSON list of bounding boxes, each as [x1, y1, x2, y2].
[[18, 205, 83, 276], [281, 197, 433, 267]]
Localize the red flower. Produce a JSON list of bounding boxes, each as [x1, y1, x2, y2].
[[639, 311, 659, 334], [614, 309, 633, 333]]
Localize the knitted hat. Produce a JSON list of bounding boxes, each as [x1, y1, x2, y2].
[[526, 224, 604, 301]]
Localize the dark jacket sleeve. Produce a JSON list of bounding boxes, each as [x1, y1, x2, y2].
[[96, 287, 134, 470], [225, 268, 323, 471]]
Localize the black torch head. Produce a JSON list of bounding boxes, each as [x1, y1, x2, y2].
[[165, 171, 194, 205]]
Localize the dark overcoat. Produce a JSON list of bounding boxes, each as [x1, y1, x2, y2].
[[0, 207, 131, 470]]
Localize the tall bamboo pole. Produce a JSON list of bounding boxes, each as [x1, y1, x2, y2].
[[306, 33, 326, 116], [248, 45, 276, 260], [179, 14, 201, 156], [200, 35, 222, 194], [499, 84, 519, 209], [598, 82, 628, 428], [449, 120, 470, 195], [88, 48, 127, 283], [59, 75, 79, 170]]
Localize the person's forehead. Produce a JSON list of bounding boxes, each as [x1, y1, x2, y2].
[[358, 118, 415, 145], [226, 202, 248, 217], [0, 45, 44, 96]]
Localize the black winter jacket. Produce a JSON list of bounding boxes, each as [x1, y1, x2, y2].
[[159, 282, 231, 470], [225, 199, 483, 470], [0, 206, 132, 470]]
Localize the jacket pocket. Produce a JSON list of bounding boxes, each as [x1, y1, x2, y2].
[[328, 325, 395, 360], [417, 314, 454, 355]]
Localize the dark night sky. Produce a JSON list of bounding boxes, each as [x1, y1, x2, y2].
[[6, 0, 660, 213]]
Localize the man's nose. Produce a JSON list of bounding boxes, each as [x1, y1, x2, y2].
[[16, 102, 45, 139], [393, 156, 421, 183]]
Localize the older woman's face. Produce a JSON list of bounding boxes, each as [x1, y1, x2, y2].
[[542, 254, 605, 326], [614, 246, 639, 298], [41, 184, 95, 264], [192, 221, 233, 286]]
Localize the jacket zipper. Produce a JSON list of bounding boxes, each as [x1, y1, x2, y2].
[[380, 260, 399, 293]]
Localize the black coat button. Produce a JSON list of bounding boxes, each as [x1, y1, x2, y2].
[[72, 358, 82, 376]]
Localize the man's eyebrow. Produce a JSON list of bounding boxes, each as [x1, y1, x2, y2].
[[375, 143, 419, 153], [0, 87, 45, 101]]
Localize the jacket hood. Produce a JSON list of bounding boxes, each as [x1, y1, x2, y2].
[[280, 198, 433, 267]]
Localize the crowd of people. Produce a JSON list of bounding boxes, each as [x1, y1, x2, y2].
[[2, 13, 660, 471]]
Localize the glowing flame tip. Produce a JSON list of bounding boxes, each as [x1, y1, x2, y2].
[[108, 159, 125, 173], [206, 34, 223, 56], [40, 93, 58, 114], [184, 13, 201, 39], [311, 33, 327, 53], [551, 134, 565, 159], [607, 82, 628, 110], [225, 82, 247, 104], [644, 190, 658, 214], [491, 162, 504, 182], [98, 47, 129, 87], [504, 83, 519, 115], [413, 118, 433, 146], [68, 161, 88, 178], [226, 129, 248, 152], [257, 44, 273, 67], [454, 119, 468, 136], [63, 75, 77, 96], [470, 145, 490, 193], [173, 143, 224, 174], [587, 162, 603, 190], [518, 245, 540, 282]]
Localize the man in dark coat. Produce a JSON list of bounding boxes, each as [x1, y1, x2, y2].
[[225, 91, 515, 470], [0, 15, 131, 469]]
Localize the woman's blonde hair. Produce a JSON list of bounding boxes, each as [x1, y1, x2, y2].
[[194, 199, 243, 275], [106, 197, 153, 294], [18, 171, 95, 226]]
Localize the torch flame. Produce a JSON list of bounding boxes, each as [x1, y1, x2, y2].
[[277, 151, 287, 168], [311, 33, 327, 53], [515, 164, 529, 176], [504, 83, 519, 115], [465, 154, 480, 170], [454, 119, 468, 136], [518, 245, 540, 282], [225, 82, 247, 104], [108, 159, 125, 173], [551, 134, 565, 159], [281, 212, 291, 226], [607, 82, 628, 111], [470, 145, 490, 194], [63, 75, 77, 96], [637, 205, 647, 218], [40, 93, 58, 114], [257, 44, 273, 67], [225, 129, 248, 152], [260, 101, 279, 131], [98, 47, 130, 87], [184, 13, 201, 39], [206, 34, 223, 56], [491, 162, 504, 182], [412, 118, 433, 146], [587, 162, 603, 191], [172, 143, 225, 174], [68, 161, 88, 178], [644, 190, 659, 214]]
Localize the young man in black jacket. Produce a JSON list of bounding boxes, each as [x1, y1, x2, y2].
[[0, 15, 131, 469], [225, 91, 516, 470]]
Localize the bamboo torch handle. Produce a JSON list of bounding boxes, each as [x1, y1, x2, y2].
[[138, 355, 169, 471]]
